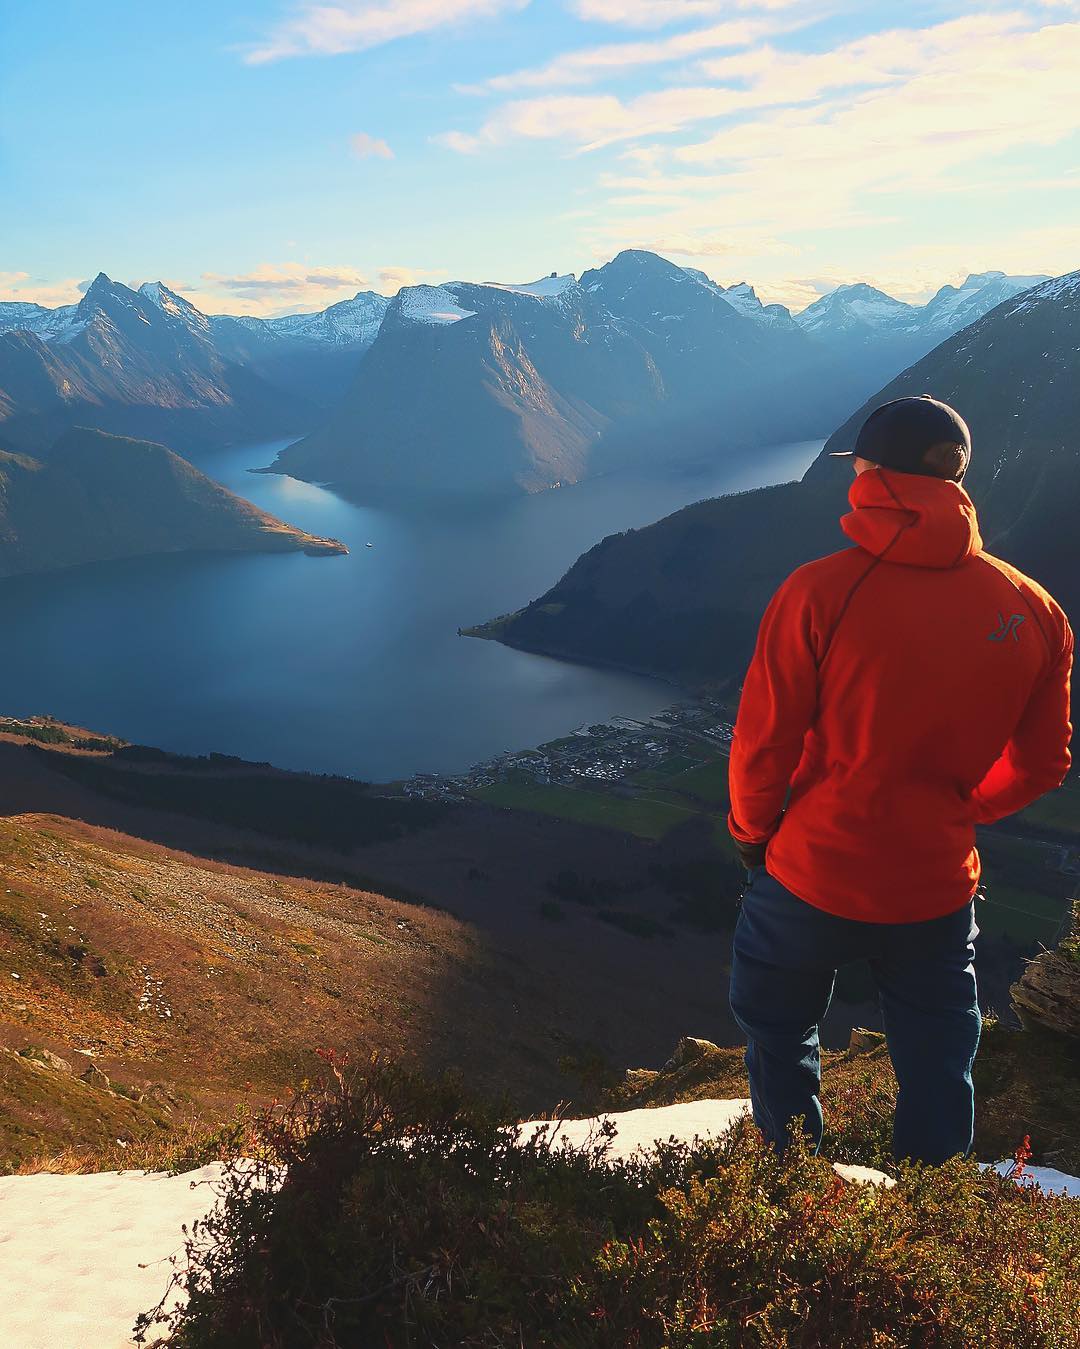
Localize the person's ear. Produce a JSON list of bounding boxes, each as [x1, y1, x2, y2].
[[924, 441, 967, 481]]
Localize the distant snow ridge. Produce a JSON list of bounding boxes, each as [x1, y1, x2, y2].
[[485, 274, 578, 300], [921, 271, 1049, 331], [796, 284, 918, 334], [396, 284, 478, 326], [0, 299, 84, 342], [263, 291, 390, 346], [1001, 269, 1080, 319], [679, 269, 793, 326]]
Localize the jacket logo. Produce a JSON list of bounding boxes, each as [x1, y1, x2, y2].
[[988, 612, 1025, 642]]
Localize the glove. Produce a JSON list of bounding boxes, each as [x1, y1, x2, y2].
[[734, 837, 768, 871]]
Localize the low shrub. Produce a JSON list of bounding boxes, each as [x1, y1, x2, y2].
[[142, 1055, 1080, 1349]]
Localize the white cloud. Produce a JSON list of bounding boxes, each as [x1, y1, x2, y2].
[[445, 12, 1029, 153], [622, 230, 799, 257], [751, 227, 1080, 312], [443, 5, 1080, 312], [569, 0, 799, 28], [376, 264, 447, 292], [464, 18, 773, 93], [246, 0, 530, 64], [193, 263, 374, 315], [351, 131, 394, 159], [0, 272, 85, 308], [432, 129, 484, 154]]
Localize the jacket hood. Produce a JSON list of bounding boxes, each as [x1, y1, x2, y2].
[[841, 468, 983, 569]]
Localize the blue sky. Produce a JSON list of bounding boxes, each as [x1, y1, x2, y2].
[[2, 0, 1079, 315]]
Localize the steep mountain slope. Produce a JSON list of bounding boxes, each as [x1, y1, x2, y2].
[[478, 270, 1080, 685], [0, 427, 346, 577], [0, 276, 315, 453], [268, 270, 667, 495]]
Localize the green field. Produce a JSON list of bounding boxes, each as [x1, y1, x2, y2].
[[657, 756, 731, 806], [476, 755, 1073, 943], [1019, 783, 1080, 838], [975, 882, 1072, 946], [473, 781, 705, 840]]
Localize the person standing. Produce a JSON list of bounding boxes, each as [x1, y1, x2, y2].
[[727, 395, 1073, 1164]]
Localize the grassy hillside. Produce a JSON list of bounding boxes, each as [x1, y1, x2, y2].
[[0, 811, 582, 1170]]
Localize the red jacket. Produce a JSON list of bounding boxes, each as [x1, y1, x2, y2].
[[728, 467, 1073, 922]]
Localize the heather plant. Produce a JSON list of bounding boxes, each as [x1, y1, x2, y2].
[[141, 1053, 1080, 1349]]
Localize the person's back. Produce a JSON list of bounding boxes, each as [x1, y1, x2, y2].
[[726, 396, 1073, 1164]]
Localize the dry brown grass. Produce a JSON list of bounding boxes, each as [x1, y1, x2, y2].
[[0, 812, 577, 1170]]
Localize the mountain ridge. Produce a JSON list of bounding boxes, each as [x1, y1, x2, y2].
[[0, 256, 1043, 484], [476, 268, 1080, 686]]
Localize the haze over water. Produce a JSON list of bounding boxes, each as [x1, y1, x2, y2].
[[1, 439, 822, 780]]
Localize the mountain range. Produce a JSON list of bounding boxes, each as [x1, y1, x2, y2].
[[476, 269, 1080, 685], [268, 254, 1044, 497], [0, 274, 317, 455], [0, 258, 1042, 494], [0, 427, 346, 578]]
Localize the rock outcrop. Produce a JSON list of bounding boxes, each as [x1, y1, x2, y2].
[[1011, 901, 1080, 1038]]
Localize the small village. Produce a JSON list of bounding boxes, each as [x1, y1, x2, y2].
[[399, 698, 736, 803]]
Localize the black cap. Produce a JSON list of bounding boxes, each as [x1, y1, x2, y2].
[[830, 395, 971, 476]]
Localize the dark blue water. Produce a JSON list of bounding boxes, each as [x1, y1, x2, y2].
[[0, 439, 822, 779]]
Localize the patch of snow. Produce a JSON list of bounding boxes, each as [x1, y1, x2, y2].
[[518, 1098, 751, 1162], [485, 274, 577, 300], [396, 285, 477, 326], [984, 1161, 1080, 1198], [0, 1163, 228, 1348]]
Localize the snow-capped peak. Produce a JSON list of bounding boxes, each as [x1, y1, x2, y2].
[[795, 284, 917, 334], [138, 281, 211, 335], [720, 281, 764, 315]]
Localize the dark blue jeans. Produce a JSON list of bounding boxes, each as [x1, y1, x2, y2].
[[729, 868, 981, 1165]]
